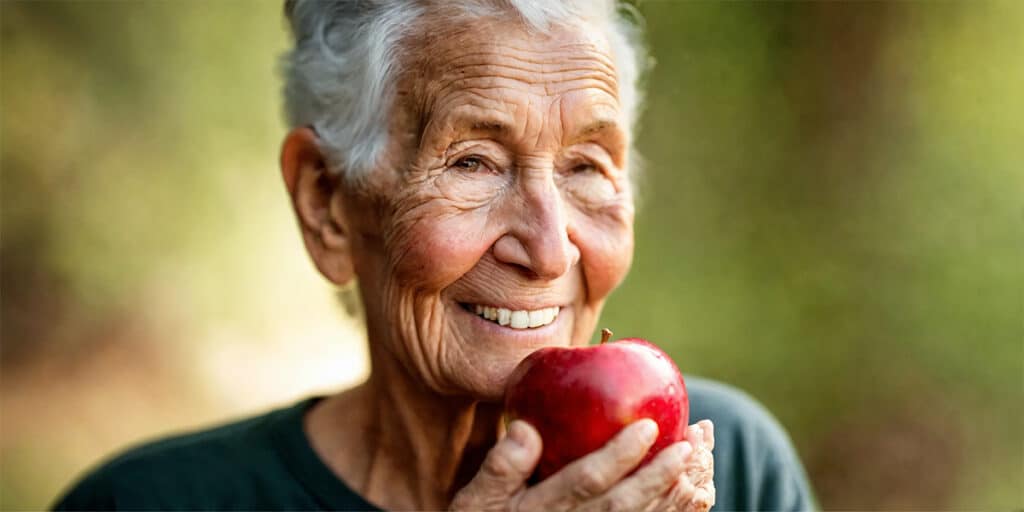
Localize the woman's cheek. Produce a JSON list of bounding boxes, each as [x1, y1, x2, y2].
[[380, 171, 506, 290], [574, 204, 635, 303], [562, 176, 635, 289], [383, 208, 495, 290]]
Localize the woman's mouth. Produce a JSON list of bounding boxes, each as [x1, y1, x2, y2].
[[461, 303, 560, 329]]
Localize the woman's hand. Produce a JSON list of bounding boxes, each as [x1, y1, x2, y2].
[[450, 419, 715, 512]]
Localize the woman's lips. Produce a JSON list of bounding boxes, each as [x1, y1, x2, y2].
[[461, 303, 560, 329]]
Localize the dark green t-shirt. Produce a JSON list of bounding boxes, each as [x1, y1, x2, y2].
[[53, 377, 815, 511]]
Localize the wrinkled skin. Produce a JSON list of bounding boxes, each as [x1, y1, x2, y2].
[[358, 19, 635, 401], [281, 15, 714, 512]]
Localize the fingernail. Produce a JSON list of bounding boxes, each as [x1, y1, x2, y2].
[[507, 420, 529, 447]]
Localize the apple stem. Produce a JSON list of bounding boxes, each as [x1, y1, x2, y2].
[[600, 328, 612, 344]]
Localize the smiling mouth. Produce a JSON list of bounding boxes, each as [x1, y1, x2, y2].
[[460, 303, 561, 329]]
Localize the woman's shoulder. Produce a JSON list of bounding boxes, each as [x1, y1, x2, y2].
[[686, 375, 802, 465], [51, 398, 320, 511], [686, 376, 780, 430], [685, 376, 818, 511]]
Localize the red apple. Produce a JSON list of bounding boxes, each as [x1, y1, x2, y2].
[[504, 329, 688, 481]]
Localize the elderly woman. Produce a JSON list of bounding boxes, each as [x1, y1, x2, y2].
[[55, 1, 814, 511]]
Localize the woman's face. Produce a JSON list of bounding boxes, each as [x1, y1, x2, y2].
[[338, 19, 634, 400]]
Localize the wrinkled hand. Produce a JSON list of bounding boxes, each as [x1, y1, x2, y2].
[[449, 419, 715, 512], [655, 420, 715, 512]]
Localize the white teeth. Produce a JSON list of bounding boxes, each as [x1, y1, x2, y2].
[[509, 310, 529, 329], [527, 310, 545, 328], [473, 304, 559, 330]]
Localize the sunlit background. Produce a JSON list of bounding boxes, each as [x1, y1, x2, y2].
[[2, 1, 1021, 510]]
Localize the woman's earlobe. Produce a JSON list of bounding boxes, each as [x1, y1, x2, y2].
[[316, 239, 355, 286]]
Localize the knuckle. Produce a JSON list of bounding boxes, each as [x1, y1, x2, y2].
[[691, 493, 713, 512], [511, 490, 543, 512], [448, 490, 476, 511], [631, 445, 685, 492], [451, 487, 516, 512], [482, 448, 518, 480], [688, 447, 714, 480], [507, 491, 527, 512], [601, 494, 628, 512], [572, 466, 609, 498], [662, 445, 688, 473], [704, 487, 717, 507], [697, 482, 715, 501], [652, 465, 682, 490], [674, 477, 696, 500]]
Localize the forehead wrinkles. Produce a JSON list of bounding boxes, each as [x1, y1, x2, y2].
[[431, 46, 618, 113], [403, 24, 621, 142], [442, 44, 618, 93]]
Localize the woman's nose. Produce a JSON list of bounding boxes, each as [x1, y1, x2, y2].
[[492, 176, 581, 280]]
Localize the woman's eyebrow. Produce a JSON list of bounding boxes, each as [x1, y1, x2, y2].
[[435, 113, 513, 141], [435, 112, 624, 152], [566, 118, 626, 149], [469, 119, 510, 134], [574, 119, 615, 138]]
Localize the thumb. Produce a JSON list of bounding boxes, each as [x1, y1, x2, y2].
[[450, 420, 541, 511]]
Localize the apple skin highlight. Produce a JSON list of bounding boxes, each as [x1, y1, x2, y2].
[[504, 330, 689, 480]]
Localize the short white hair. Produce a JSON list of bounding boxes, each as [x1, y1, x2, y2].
[[282, 0, 649, 183]]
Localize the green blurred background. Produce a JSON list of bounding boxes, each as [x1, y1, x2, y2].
[[2, 1, 1021, 509]]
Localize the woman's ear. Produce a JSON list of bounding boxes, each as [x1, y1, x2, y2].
[[280, 127, 355, 286]]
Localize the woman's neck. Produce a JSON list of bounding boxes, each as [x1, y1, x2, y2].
[[305, 348, 504, 510]]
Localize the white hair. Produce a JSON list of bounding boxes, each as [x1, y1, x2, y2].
[[282, 0, 649, 183]]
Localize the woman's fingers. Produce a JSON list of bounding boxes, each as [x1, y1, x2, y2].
[[578, 441, 691, 512], [690, 477, 716, 512], [700, 420, 714, 450], [654, 474, 697, 512], [517, 419, 659, 511], [684, 420, 715, 487], [651, 427, 715, 512], [449, 420, 541, 511], [451, 419, 715, 512], [657, 472, 715, 512], [687, 420, 714, 451]]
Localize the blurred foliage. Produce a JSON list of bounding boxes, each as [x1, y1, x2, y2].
[[605, 2, 1024, 509], [2, 1, 1022, 510], [2, 2, 368, 509]]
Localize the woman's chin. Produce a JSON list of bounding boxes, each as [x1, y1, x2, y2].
[[430, 302, 577, 400], [441, 351, 536, 402]]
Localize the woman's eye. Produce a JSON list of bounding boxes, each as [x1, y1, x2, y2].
[[452, 156, 485, 173], [572, 162, 597, 174]]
